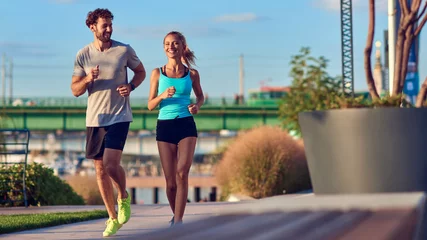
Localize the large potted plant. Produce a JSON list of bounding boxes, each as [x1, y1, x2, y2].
[[298, 0, 427, 194]]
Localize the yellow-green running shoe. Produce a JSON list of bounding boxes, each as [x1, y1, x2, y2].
[[118, 191, 131, 224], [103, 218, 122, 237]]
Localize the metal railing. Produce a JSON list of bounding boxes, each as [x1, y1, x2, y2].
[[0, 129, 30, 207], [3, 96, 249, 108]]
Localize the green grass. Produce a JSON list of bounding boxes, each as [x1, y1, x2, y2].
[[0, 210, 108, 234]]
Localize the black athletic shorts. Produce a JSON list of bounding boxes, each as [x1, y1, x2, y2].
[[156, 116, 198, 145], [85, 121, 130, 159]]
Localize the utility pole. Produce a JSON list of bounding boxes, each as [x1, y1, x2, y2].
[[8, 57, 13, 105], [388, 0, 396, 95], [239, 54, 244, 104], [384, 30, 389, 92], [1, 53, 5, 106]]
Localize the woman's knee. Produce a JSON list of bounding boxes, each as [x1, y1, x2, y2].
[[165, 178, 177, 191], [176, 169, 189, 182]]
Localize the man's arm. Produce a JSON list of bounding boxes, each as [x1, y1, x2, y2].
[[128, 62, 146, 90], [71, 75, 91, 97], [71, 65, 98, 97]]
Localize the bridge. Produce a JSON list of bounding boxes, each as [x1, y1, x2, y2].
[[0, 97, 280, 131]]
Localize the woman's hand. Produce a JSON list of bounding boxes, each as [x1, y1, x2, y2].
[[160, 86, 176, 99], [188, 104, 199, 114]]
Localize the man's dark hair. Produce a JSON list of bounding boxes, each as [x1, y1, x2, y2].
[[85, 8, 114, 28]]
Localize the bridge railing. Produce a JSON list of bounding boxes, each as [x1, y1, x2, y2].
[[4, 96, 252, 107]]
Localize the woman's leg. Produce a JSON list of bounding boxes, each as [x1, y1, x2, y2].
[[157, 141, 178, 213], [174, 137, 197, 223]]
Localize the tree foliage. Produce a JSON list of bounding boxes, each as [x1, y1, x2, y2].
[[278, 47, 369, 136]]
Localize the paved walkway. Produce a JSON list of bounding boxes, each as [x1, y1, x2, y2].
[[0, 200, 257, 240], [1, 192, 425, 239]]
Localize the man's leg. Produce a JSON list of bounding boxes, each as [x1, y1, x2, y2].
[[94, 159, 117, 219], [86, 126, 118, 218], [104, 149, 131, 225], [86, 126, 122, 237], [103, 148, 127, 199], [103, 121, 131, 224]]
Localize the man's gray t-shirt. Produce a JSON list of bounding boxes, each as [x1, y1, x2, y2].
[[73, 40, 141, 127]]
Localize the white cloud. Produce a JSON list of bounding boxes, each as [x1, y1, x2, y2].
[[313, 0, 387, 12], [213, 13, 262, 23]]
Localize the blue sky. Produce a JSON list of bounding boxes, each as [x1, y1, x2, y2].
[[0, 0, 425, 98]]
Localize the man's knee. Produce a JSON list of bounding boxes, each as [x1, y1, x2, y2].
[[94, 159, 106, 174], [104, 161, 119, 176]]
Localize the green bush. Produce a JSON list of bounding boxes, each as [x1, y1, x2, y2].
[[0, 162, 85, 207], [215, 126, 311, 200]]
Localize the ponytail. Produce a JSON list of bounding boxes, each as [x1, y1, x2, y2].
[[182, 46, 196, 69]]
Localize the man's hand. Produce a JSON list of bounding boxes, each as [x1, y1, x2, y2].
[[86, 65, 99, 83], [117, 84, 132, 97]]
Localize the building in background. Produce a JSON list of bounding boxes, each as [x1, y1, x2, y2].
[[373, 41, 386, 96]]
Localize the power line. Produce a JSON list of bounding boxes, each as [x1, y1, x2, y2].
[[14, 64, 71, 69], [11, 54, 288, 69]]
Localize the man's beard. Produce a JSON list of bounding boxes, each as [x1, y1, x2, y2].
[[96, 31, 111, 43]]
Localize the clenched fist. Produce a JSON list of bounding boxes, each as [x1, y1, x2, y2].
[[188, 104, 199, 114], [86, 65, 99, 83], [116, 84, 131, 97], [161, 86, 176, 99]]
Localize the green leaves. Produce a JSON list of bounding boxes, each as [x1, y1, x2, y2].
[[278, 47, 375, 136], [0, 162, 85, 207], [279, 47, 345, 136], [278, 47, 414, 136]]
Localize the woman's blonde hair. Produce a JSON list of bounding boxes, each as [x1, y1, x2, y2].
[[164, 31, 196, 69]]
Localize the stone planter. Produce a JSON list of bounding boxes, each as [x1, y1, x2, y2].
[[298, 108, 427, 194]]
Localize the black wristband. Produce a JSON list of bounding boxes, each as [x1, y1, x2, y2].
[[129, 82, 136, 91]]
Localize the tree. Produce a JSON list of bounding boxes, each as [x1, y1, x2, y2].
[[278, 47, 343, 136], [365, 0, 427, 106]]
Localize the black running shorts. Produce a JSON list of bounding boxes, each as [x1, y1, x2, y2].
[[156, 116, 198, 145], [85, 121, 130, 159]]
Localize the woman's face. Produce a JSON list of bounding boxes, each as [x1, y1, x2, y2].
[[164, 34, 184, 59]]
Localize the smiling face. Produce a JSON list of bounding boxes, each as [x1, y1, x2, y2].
[[92, 17, 112, 43], [163, 33, 184, 59]]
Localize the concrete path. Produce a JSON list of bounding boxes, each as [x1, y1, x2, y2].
[[0, 201, 249, 240], [1, 192, 425, 240]]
